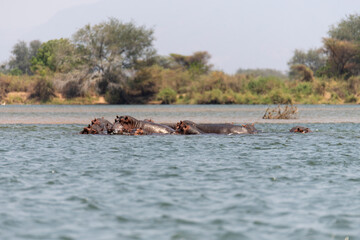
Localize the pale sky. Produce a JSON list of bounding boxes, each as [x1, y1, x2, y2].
[[1, 0, 360, 73]]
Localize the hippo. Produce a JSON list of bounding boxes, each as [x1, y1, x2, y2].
[[289, 126, 312, 133], [109, 121, 125, 135], [176, 120, 258, 135], [176, 120, 204, 135], [242, 123, 260, 134], [196, 123, 257, 134], [116, 115, 175, 134], [80, 117, 113, 134]]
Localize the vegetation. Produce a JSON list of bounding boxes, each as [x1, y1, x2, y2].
[[1, 15, 360, 105]]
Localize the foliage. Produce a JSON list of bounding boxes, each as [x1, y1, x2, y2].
[[269, 90, 292, 104], [287, 49, 326, 74], [157, 88, 177, 104], [73, 17, 156, 96], [2, 16, 360, 105], [127, 68, 159, 103], [8, 40, 41, 75], [105, 85, 129, 104], [31, 38, 78, 74], [0, 76, 10, 100], [287, 14, 360, 80], [236, 68, 287, 78], [345, 94, 357, 103], [30, 78, 56, 102], [322, 38, 360, 78], [62, 80, 83, 99], [170, 51, 212, 75], [294, 82, 313, 95], [247, 77, 285, 95], [289, 64, 314, 82], [328, 14, 360, 42], [347, 76, 360, 94]]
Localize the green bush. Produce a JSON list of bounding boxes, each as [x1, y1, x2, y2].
[[269, 90, 292, 104], [345, 94, 357, 103], [222, 89, 236, 104], [208, 89, 223, 104], [157, 88, 177, 104], [247, 77, 284, 95], [294, 82, 313, 95]]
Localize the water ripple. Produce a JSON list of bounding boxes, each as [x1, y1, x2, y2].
[[1, 123, 360, 240]]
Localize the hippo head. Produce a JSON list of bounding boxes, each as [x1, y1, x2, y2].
[[242, 123, 258, 134], [110, 121, 125, 134], [134, 128, 146, 135], [290, 126, 312, 133], [175, 121, 186, 134], [175, 120, 202, 135], [116, 115, 140, 132]]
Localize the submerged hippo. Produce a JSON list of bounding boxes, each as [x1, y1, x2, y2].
[[117, 115, 175, 134], [289, 126, 312, 133], [80, 117, 113, 134], [176, 120, 258, 135]]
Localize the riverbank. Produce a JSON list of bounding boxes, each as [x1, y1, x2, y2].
[[2, 91, 107, 105], [1, 73, 360, 105]]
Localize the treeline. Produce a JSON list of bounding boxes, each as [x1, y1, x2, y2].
[[1, 15, 360, 104]]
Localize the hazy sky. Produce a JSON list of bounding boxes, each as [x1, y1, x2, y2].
[[1, 0, 360, 73]]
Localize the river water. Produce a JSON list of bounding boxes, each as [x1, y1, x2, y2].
[[0, 105, 359, 240]]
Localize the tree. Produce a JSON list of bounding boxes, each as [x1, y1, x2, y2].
[[324, 14, 360, 78], [287, 49, 326, 73], [236, 68, 287, 78], [323, 38, 360, 77], [8, 40, 41, 75], [289, 64, 314, 82], [170, 51, 212, 75], [328, 14, 360, 42], [31, 38, 78, 74], [29, 40, 42, 59], [73, 17, 156, 95]]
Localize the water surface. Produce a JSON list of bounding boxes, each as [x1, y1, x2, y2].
[[0, 105, 359, 240], [0, 104, 359, 124]]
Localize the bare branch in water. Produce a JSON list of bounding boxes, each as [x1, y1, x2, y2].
[[262, 105, 298, 119]]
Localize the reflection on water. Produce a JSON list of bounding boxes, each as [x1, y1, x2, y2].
[[0, 104, 359, 124]]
